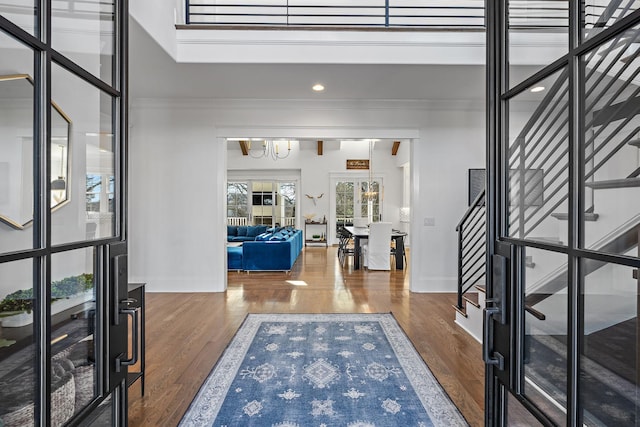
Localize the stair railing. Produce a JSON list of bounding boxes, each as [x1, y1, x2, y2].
[[455, 189, 486, 310], [456, 0, 639, 313], [507, 5, 640, 240]]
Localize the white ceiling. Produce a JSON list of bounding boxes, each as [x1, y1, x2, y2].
[[129, 18, 488, 102]]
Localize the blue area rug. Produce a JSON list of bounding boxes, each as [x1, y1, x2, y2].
[[179, 313, 468, 427]]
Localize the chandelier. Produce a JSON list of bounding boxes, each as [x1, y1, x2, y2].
[[247, 139, 292, 160]]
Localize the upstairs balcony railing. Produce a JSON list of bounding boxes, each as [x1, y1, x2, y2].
[[184, 0, 571, 29]]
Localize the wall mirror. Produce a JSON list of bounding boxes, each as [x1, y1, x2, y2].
[[0, 74, 71, 229]]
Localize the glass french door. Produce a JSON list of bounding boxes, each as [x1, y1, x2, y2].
[[487, 2, 640, 426], [335, 178, 382, 228], [0, 0, 129, 425], [228, 180, 297, 227]]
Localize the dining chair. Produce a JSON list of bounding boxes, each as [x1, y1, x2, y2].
[[363, 222, 392, 270], [390, 238, 407, 268], [353, 217, 368, 228], [337, 227, 355, 266]]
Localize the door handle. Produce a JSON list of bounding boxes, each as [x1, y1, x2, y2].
[[116, 307, 139, 372], [483, 300, 505, 370]]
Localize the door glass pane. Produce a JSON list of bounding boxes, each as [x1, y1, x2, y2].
[[226, 182, 248, 222], [0, 1, 36, 36], [51, 0, 115, 84], [50, 248, 97, 424], [336, 181, 355, 228], [508, 0, 568, 89], [251, 181, 273, 226], [360, 180, 381, 223], [0, 31, 34, 253], [507, 69, 569, 245], [51, 63, 115, 245], [0, 259, 35, 427], [582, 22, 640, 255], [581, 260, 638, 426], [523, 248, 568, 426], [584, 1, 640, 41], [278, 182, 296, 227]]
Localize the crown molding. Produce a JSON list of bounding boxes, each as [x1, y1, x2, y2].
[[130, 97, 485, 112]]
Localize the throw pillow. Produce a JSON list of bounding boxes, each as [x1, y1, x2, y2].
[[247, 225, 268, 238], [227, 226, 238, 236], [237, 226, 248, 236]]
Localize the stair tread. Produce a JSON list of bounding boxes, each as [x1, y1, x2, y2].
[[452, 304, 468, 318], [474, 284, 486, 293], [551, 212, 599, 221], [628, 139, 640, 148], [463, 293, 481, 308], [585, 177, 640, 189]]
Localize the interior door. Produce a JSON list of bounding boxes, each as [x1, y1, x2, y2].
[[487, 2, 640, 426]]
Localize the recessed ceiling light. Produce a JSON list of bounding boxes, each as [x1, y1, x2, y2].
[[312, 83, 325, 92], [530, 86, 545, 93]]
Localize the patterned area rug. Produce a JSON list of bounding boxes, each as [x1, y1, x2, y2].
[[179, 313, 467, 427]]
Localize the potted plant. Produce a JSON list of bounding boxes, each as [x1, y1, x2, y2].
[[0, 273, 94, 328], [312, 234, 321, 241]]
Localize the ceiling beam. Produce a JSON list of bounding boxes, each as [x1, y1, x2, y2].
[[317, 140, 323, 155], [392, 141, 401, 155], [239, 140, 249, 155]]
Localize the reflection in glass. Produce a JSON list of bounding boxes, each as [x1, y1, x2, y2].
[[0, 74, 71, 232], [0, 1, 37, 36], [582, 22, 640, 254], [0, 31, 35, 254], [523, 248, 568, 426], [0, 259, 36, 427], [0, 74, 34, 231], [508, 69, 569, 244], [51, 0, 115, 84], [507, 1, 568, 89], [50, 248, 97, 423], [52, 63, 115, 244], [83, 394, 113, 425], [582, 260, 638, 425], [507, 390, 544, 426]]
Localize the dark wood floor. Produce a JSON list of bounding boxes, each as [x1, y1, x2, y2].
[[127, 246, 484, 426]]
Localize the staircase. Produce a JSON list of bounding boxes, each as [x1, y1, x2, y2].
[[454, 0, 640, 340]]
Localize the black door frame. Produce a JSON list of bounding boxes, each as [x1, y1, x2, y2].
[[486, 1, 640, 426], [0, 0, 129, 424]]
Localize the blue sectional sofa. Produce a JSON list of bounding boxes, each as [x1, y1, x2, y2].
[[227, 225, 269, 242], [227, 227, 303, 272]]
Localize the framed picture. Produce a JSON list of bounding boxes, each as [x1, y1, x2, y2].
[[346, 159, 369, 170], [468, 168, 485, 206]]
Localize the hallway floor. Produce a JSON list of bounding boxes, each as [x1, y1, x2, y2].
[[127, 246, 484, 426]]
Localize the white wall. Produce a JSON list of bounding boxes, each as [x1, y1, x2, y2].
[[128, 104, 224, 292], [410, 107, 485, 292], [129, 98, 486, 293]]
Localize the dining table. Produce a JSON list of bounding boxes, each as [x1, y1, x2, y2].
[[343, 226, 408, 270]]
